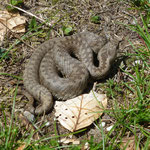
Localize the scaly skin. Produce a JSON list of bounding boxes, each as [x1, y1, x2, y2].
[[23, 31, 118, 115]]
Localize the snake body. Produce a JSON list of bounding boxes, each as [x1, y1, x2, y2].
[[23, 31, 118, 114]]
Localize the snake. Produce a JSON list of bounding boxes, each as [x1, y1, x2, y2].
[[23, 31, 119, 115]]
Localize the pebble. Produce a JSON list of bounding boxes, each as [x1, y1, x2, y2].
[[106, 125, 114, 131]]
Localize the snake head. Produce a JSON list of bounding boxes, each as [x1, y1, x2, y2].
[[82, 31, 107, 53]]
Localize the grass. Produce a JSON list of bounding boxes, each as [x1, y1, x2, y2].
[[0, 0, 150, 149], [130, 0, 150, 13]]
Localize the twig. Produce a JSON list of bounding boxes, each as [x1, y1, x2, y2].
[[6, 3, 52, 26]]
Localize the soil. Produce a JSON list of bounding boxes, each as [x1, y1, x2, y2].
[[0, 0, 142, 146]]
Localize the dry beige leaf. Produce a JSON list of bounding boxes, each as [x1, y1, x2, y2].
[[60, 138, 80, 144], [120, 136, 140, 150], [0, 10, 26, 41], [55, 91, 107, 132]]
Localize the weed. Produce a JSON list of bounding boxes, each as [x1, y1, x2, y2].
[[90, 15, 101, 24], [0, 48, 8, 59], [62, 26, 73, 35], [6, 0, 24, 11]]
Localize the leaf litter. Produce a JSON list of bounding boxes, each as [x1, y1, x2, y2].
[[55, 91, 107, 132], [0, 10, 26, 42]]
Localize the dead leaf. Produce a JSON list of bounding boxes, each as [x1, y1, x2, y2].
[[55, 91, 107, 132], [60, 138, 80, 144], [0, 10, 27, 41], [120, 136, 140, 150]]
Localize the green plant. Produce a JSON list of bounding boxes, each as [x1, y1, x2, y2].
[[0, 48, 8, 59], [127, 15, 150, 50], [90, 15, 101, 24], [6, 0, 24, 11], [62, 26, 73, 35], [28, 17, 38, 31]]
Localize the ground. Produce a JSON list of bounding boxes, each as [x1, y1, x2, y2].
[[0, 0, 150, 149]]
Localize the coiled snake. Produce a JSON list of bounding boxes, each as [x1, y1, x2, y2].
[[23, 31, 119, 115]]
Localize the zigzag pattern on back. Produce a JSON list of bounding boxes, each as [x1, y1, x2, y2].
[[23, 31, 119, 115]]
